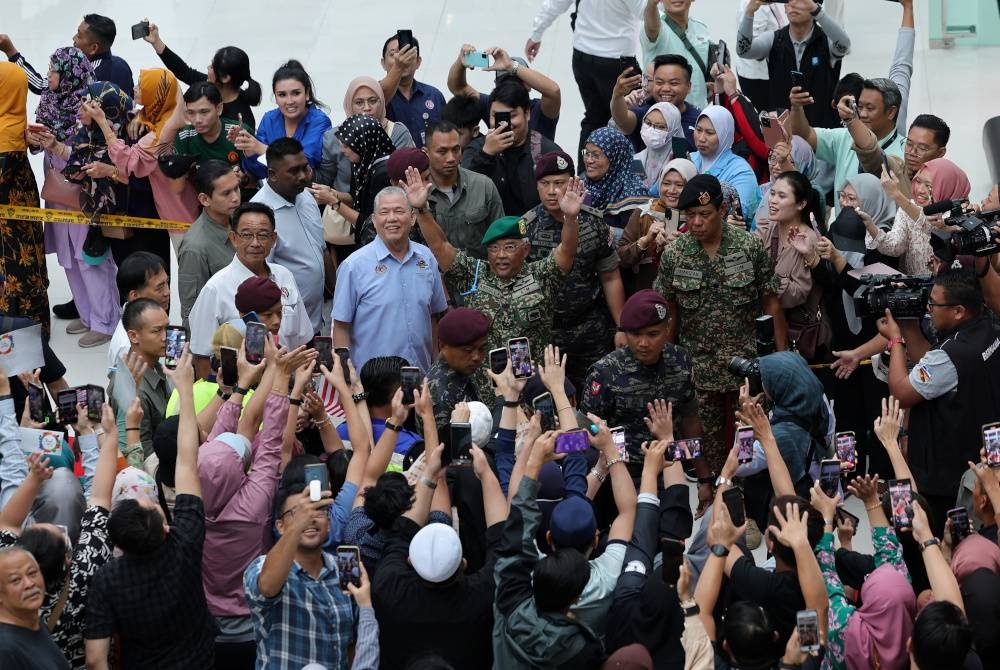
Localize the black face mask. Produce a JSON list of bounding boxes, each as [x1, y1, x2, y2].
[[829, 206, 867, 253]]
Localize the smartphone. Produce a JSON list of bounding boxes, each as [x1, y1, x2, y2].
[[493, 110, 512, 131], [888, 478, 914, 530], [555, 428, 589, 454], [983, 422, 1000, 467], [245, 321, 267, 365], [85, 385, 105, 423], [450, 422, 473, 464], [27, 383, 50, 424], [736, 425, 754, 464], [313, 336, 334, 371], [532, 392, 556, 431], [610, 426, 628, 463], [672, 437, 703, 461], [790, 69, 806, 91], [507, 337, 532, 379], [396, 29, 414, 50], [489, 347, 508, 375], [304, 463, 329, 502], [716, 39, 728, 70], [796, 610, 820, 653], [57, 388, 78, 425], [334, 346, 352, 386], [819, 459, 842, 499], [835, 431, 857, 472], [463, 51, 490, 68], [336, 545, 362, 590], [722, 487, 746, 526], [164, 326, 187, 370], [759, 111, 789, 149], [947, 507, 972, 543], [130, 21, 150, 40], [400, 366, 422, 404], [242, 311, 261, 326], [220, 346, 238, 388], [835, 507, 860, 536], [618, 56, 635, 75], [27, 123, 49, 134]]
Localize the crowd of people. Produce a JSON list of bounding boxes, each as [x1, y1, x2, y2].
[[0, 1, 999, 668]]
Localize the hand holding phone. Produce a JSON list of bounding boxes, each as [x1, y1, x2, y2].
[[507, 337, 532, 379], [400, 366, 422, 405], [305, 463, 329, 502], [554, 429, 589, 454], [164, 326, 188, 370], [313, 336, 334, 372], [736, 425, 754, 464], [796, 610, 820, 653], [244, 322, 267, 364], [130, 21, 150, 40], [722, 488, 746, 526], [982, 422, 1000, 467], [337, 546, 362, 590], [888, 479, 914, 530], [463, 51, 490, 69]]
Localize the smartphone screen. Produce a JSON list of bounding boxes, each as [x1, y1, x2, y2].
[[819, 459, 842, 499], [888, 479, 914, 530], [493, 110, 512, 131], [313, 336, 334, 371], [835, 432, 857, 472], [337, 546, 362, 590], [722, 488, 746, 526], [304, 463, 329, 493], [220, 347, 238, 388], [27, 384, 49, 424], [673, 437, 702, 460], [982, 422, 1000, 467], [245, 322, 267, 364], [533, 392, 556, 432], [610, 426, 628, 463], [163, 326, 187, 370], [947, 507, 971, 543], [489, 347, 508, 375], [400, 366, 422, 404], [334, 347, 352, 386], [507, 337, 532, 379], [86, 385, 104, 422], [796, 610, 820, 653], [57, 389, 78, 425], [554, 429, 589, 454], [450, 422, 473, 464], [736, 425, 754, 464], [716, 39, 728, 69]]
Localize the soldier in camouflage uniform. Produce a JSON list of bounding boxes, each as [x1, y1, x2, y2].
[[652, 175, 787, 476], [524, 151, 627, 391], [401, 164, 583, 402], [424, 307, 489, 432]]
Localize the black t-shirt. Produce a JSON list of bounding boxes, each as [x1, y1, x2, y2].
[[728, 555, 804, 648], [0, 623, 70, 669]]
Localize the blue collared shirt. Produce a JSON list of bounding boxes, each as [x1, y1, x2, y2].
[[245, 104, 332, 178], [385, 79, 446, 148], [332, 237, 447, 372], [252, 182, 326, 334], [244, 552, 355, 670]]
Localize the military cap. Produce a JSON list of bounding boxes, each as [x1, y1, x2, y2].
[[235, 276, 282, 314], [677, 174, 723, 211], [438, 308, 490, 346], [534, 150, 575, 181], [481, 215, 528, 246], [386, 147, 430, 183], [619, 289, 670, 331]]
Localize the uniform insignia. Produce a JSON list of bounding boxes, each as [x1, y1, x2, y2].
[[518, 219, 527, 236], [416, 259, 428, 269], [425, 100, 435, 110], [698, 191, 710, 205], [375, 263, 388, 274], [280, 287, 289, 298], [556, 156, 568, 170], [655, 304, 667, 320], [590, 380, 602, 396], [623, 560, 647, 575], [915, 365, 931, 383]]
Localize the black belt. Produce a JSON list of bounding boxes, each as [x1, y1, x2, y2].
[[573, 49, 636, 64]]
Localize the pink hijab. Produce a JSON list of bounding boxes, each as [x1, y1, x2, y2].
[[844, 564, 916, 670], [913, 157, 971, 203], [342, 76, 387, 124], [950, 533, 1000, 584]]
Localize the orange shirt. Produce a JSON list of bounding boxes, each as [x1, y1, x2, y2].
[[0, 63, 28, 153]]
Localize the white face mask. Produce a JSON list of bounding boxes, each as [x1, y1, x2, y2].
[[640, 125, 670, 150]]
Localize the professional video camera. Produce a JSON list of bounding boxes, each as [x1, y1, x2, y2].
[[727, 316, 776, 395], [923, 199, 1000, 257], [852, 273, 933, 320]]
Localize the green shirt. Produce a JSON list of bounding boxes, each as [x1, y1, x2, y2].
[[173, 117, 252, 168], [640, 14, 713, 108], [108, 363, 172, 462], [815, 126, 906, 215], [176, 211, 236, 326], [427, 167, 505, 259]]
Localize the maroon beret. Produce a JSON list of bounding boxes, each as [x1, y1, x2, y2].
[[387, 147, 430, 184], [234, 276, 283, 314], [534, 150, 575, 181], [438, 308, 489, 346], [619, 289, 670, 331]]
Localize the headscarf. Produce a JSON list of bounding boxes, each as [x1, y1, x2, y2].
[[111, 467, 158, 509], [0, 63, 29, 153], [35, 47, 93, 141], [342, 76, 387, 125], [756, 137, 818, 224], [136, 68, 179, 145], [335, 114, 395, 203], [63, 81, 133, 216], [844, 564, 916, 670], [846, 172, 897, 228], [694, 105, 735, 173], [918, 158, 971, 203], [950, 533, 1000, 584], [657, 157, 697, 197], [638, 102, 683, 189], [601, 643, 655, 670], [583, 126, 648, 210]]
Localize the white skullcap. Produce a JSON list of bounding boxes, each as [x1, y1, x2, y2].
[[408, 522, 462, 583]]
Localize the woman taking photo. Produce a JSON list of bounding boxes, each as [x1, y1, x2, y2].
[[691, 105, 760, 227], [632, 102, 685, 191], [581, 126, 648, 239], [233, 60, 332, 181]]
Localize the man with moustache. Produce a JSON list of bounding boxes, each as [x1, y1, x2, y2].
[[0, 547, 70, 668]]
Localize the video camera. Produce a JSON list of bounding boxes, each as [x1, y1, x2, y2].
[[852, 273, 933, 320], [945, 205, 1000, 257], [727, 316, 775, 395]]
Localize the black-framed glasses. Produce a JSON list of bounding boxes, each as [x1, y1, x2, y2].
[[926, 299, 959, 309]]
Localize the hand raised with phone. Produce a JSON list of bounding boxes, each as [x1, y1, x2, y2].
[[483, 122, 515, 156]]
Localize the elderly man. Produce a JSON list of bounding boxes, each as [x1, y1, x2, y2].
[[251, 137, 326, 335], [0, 547, 70, 668], [425, 307, 490, 432], [355, 147, 431, 248], [332, 186, 448, 372], [403, 167, 580, 400]]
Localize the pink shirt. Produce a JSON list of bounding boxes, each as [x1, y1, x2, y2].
[[108, 138, 198, 223]]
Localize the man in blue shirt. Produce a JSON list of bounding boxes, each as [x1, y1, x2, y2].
[[335, 356, 423, 459], [380, 33, 446, 148]]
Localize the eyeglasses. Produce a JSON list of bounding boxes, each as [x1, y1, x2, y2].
[[581, 149, 606, 162], [904, 140, 936, 156], [642, 119, 669, 132], [768, 152, 793, 167], [487, 242, 522, 255], [838, 191, 859, 205], [235, 231, 275, 243], [354, 97, 380, 108], [926, 299, 959, 309]]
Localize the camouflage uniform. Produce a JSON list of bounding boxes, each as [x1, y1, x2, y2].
[[443, 248, 567, 403], [579, 344, 698, 477], [425, 355, 480, 433], [525, 204, 620, 391], [652, 225, 781, 474]]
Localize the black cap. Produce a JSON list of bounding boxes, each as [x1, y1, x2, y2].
[[677, 174, 723, 211]]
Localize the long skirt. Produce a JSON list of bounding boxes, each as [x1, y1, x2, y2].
[[0, 150, 49, 334]]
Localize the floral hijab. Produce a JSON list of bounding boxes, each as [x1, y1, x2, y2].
[[335, 114, 395, 202], [35, 46, 92, 142], [583, 126, 648, 210]]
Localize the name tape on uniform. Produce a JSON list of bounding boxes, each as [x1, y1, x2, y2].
[[0, 205, 190, 231]]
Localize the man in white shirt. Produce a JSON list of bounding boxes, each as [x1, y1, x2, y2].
[[108, 252, 171, 372], [525, 0, 645, 159], [188, 202, 312, 379], [251, 137, 326, 336]]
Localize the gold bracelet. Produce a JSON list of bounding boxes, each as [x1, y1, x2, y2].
[[865, 503, 881, 511]]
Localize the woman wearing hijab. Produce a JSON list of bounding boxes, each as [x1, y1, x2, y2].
[[0, 63, 50, 333], [633, 102, 685, 191], [619, 158, 697, 291], [691, 105, 760, 228], [314, 76, 415, 196], [582, 126, 648, 240], [334, 114, 396, 237], [863, 158, 971, 276]]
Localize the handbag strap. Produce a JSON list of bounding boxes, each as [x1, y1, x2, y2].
[[664, 16, 710, 81], [46, 574, 72, 633]]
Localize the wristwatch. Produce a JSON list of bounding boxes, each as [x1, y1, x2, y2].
[[680, 599, 700, 617], [216, 387, 232, 400], [502, 399, 520, 408], [232, 385, 250, 396], [715, 475, 733, 488], [510, 60, 521, 76], [384, 419, 403, 432], [919, 537, 942, 553], [352, 391, 368, 403], [710, 544, 730, 558]]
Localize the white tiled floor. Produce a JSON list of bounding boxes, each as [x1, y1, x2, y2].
[[5, 0, 997, 401]]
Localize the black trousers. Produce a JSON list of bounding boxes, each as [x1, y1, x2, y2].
[[572, 49, 638, 161], [738, 75, 772, 112]]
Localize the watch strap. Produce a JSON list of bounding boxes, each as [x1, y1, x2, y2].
[[502, 399, 520, 408], [384, 419, 403, 432], [352, 391, 368, 403], [216, 387, 232, 400], [232, 385, 249, 396], [710, 543, 730, 557]]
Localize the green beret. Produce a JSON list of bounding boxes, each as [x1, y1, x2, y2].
[[481, 216, 528, 246]]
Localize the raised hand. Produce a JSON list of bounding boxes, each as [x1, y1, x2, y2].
[[402, 165, 433, 211], [643, 399, 674, 441], [163, 344, 194, 391], [873, 396, 903, 446], [558, 177, 586, 218], [537, 344, 566, 393]]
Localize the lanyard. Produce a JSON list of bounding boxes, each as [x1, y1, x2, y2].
[[460, 260, 481, 296]]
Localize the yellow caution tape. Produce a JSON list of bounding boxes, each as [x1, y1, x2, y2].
[[0, 205, 190, 230]]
